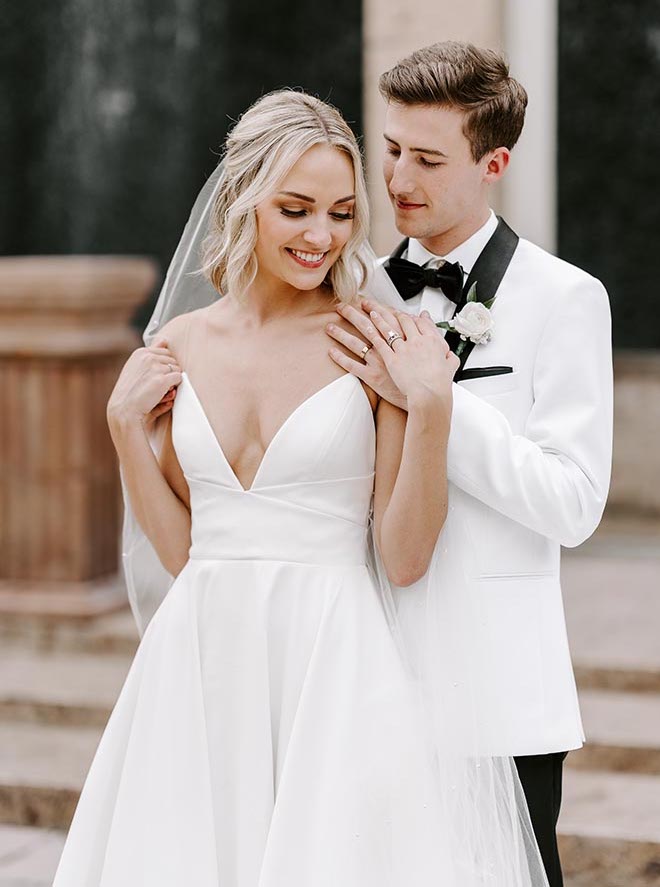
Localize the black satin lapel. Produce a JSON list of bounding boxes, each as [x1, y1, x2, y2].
[[462, 217, 519, 301], [446, 217, 520, 380], [390, 238, 409, 261]]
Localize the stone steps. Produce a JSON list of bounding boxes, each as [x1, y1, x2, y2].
[[0, 722, 100, 830], [0, 648, 130, 728], [559, 547, 660, 885], [571, 689, 660, 775], [2, 721, 660, 847], [0, 536, 657, 884], [575, 664, 660, 695], [4, 651, 659, 777], [2, 724, 660, 887], [560, 769, 660, 887], [0, 608, 139, 658], [562, 555, 660, 696], [0, 823, 66, 887]]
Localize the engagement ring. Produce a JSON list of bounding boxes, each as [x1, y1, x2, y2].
[[386, 331, 403, 349]]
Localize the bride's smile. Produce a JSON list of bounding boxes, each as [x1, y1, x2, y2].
[[253, 141, 356, 296]]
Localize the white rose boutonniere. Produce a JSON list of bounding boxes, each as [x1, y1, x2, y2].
[[437, 283, 495, 356], [452, 302, 493, 344]]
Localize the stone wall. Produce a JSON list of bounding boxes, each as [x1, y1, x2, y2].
[[609, 353, 660, 517]]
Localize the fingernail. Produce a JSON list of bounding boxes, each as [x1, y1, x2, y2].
[[370, 310, 378, 318], [326, 323, 335, 331]]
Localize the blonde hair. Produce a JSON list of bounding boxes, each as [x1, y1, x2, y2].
[[200, 90, 369, 303]]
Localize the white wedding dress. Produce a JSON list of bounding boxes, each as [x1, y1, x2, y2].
[[53, 369, 467, 887]]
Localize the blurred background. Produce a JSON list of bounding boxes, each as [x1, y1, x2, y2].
[[0, 1, 658, 885]]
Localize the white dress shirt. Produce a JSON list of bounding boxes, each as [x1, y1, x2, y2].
[[402, 210, 499, 323]]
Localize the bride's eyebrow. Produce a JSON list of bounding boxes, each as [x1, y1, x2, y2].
[[279, 191, 315, 202], [278, 191, 355, 205]]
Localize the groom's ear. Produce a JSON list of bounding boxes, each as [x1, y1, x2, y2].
[[483, 147, 510, 184]]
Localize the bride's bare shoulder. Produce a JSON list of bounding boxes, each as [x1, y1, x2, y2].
[[159, 301, 226, 338], [156, 300, 226, 364]]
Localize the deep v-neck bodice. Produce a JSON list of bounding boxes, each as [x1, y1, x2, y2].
[[174, 371, 374, 493], [171, 368, 376, 564]]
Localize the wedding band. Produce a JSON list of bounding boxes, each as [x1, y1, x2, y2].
[[386, 331, 403, 349], [360, 344, 372, 358]]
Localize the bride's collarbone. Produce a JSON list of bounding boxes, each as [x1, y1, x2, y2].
[[184, 309, 355, 450], [213, 370, 343, 426], [187, 361, 347, 441]]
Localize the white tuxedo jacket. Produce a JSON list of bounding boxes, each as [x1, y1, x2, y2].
[[387, 235, 613, 757]]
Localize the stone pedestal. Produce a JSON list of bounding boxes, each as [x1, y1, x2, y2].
[[0, 256, 157, 618]]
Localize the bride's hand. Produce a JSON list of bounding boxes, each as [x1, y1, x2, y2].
[[327, 300, 408, 409], [107, 339, 183, 430], [367, 309, 459, 407], [327, 301, 458, 411]]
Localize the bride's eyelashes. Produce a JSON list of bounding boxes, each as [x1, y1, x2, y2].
[[280, 208, 354, 221]]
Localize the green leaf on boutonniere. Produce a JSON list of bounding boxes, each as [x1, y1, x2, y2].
[[466, 282, 479, 303], [435, 320, 468, 355], [483, 296, 496, 310]]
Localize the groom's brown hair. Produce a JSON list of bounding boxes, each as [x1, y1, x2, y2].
[[379, 41, 528, 162]]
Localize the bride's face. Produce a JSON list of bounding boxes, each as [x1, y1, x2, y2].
[[254, 144, 356, 292]]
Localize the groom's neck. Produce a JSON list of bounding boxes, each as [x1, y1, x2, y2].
[[415, 205, 491, 257]]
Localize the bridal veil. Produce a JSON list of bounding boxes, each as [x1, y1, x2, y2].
[[120, 160, 549, 887]]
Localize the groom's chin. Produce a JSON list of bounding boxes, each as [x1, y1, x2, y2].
[[393, 215, 428, 240]]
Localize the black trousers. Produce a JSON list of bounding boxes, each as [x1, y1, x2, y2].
[[514, 751, 568, 887]]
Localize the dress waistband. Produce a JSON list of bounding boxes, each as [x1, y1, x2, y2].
[[186, 478, 371, 566]]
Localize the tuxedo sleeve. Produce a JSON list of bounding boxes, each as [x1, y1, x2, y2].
[[446, 278, 613, 547]]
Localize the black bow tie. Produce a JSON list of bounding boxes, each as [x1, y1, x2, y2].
[[385, 256, 465, 303]]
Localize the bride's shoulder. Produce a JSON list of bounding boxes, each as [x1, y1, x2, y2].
[[159, 301, 224, 339], [157, 301, 225, 366]]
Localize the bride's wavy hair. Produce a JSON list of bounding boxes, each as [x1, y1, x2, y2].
[[200, 90, 369, 303]]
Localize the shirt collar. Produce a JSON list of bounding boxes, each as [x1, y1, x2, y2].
[[406, 210, 498, 276]]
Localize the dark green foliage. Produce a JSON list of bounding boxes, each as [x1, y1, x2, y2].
[[1, 0, 362, 330], [558, 1, 660, 348]]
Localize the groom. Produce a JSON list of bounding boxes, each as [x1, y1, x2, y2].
[[328, 41, 613, 887]]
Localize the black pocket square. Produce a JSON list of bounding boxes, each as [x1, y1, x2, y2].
[[457, 366, 514, 381]]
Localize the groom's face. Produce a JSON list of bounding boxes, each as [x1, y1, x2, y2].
[[383, 102, 490, 246]]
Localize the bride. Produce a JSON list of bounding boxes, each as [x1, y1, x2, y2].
[[53, 90, 547, 886]]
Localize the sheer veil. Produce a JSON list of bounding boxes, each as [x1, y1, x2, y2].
[[120, 162, 549, 887]]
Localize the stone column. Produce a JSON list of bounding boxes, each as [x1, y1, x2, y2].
[[362, 0, 504, 256], [0, 257, 157, 617], [501, 0, 558, 252]]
